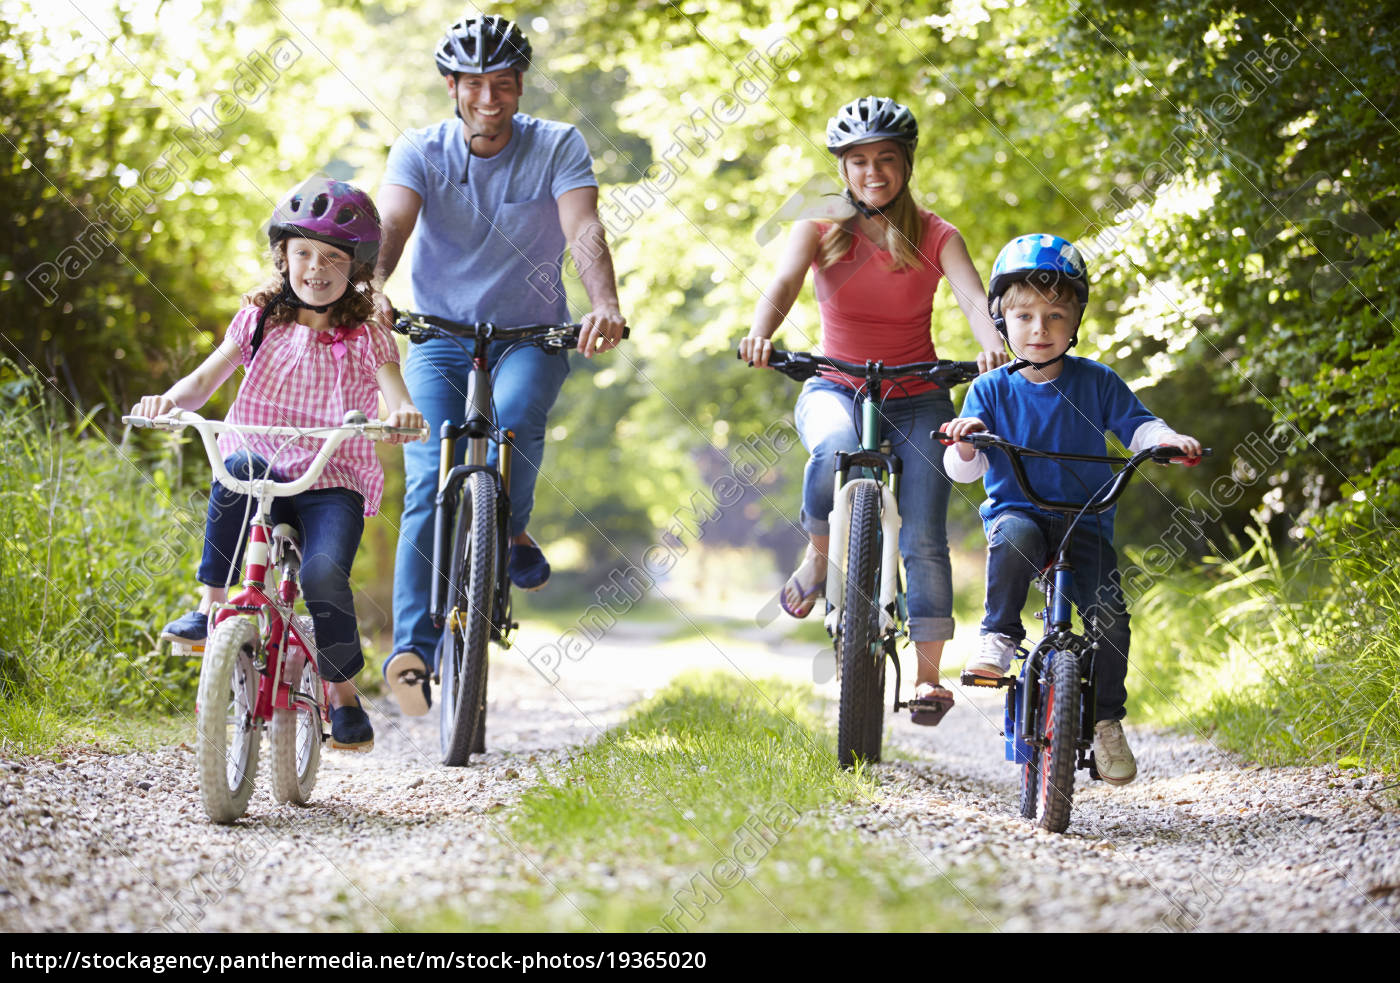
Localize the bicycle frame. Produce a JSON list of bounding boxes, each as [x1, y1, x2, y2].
[[429, 340, 515, 641]]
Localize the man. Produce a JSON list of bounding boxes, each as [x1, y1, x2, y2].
[[374, 15, 626, 716]]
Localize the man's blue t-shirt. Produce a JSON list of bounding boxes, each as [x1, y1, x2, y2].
[[383, 113, 598, 326], [959, 357, 1158, 542]]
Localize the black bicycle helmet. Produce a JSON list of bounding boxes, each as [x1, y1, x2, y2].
[[435, 15, 532, 76], [826, 96, 919, 156]]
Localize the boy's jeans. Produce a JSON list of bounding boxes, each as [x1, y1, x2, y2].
[[795, 377, 956, 642], [393, 336, 571, 666], [197, 450, 366, 684], [982, 509, 1130, 723]]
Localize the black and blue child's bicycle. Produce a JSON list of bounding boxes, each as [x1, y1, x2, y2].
[[947, 430, 1208, 833]]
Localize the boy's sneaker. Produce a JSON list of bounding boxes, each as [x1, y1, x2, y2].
[[160, 610, 208, 643], [328, 698, 374, 752], [507, 537, 550, 591], [965, 632, 1017, 679], [1093, 719, 1137, 785]]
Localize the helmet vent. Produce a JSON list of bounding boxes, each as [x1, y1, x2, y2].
[[335, 206, 355, 225], [310, 194, 330, 218]]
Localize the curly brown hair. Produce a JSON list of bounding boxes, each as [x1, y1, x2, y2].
[[242, 239, 377, 327]]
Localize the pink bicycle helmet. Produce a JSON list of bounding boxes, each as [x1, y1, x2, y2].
[[268, 175, 382, 269]]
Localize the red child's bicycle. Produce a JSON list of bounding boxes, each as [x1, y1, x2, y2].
[[124, 409, 426, 823]]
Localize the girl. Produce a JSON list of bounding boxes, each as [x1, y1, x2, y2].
[[131, 175, 424, 752], [739, 97, 1007, 726]]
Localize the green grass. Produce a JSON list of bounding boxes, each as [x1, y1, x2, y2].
[[1128, 525, 1400, 772], [413, 672, 994, 933], [0, 367, 206, 753]]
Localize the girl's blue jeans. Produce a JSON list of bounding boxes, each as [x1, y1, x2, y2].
[[392, 337, 571, 665], [982, 509, 1131, 723], [197, 450, 366, 684], [795, 377, 956, 642]]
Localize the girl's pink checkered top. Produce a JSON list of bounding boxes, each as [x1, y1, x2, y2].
[[216, 305, 400, 516]]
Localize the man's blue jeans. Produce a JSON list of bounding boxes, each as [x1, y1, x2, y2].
[[982, 509, 1131, 723], [795, 377, 956, 642], [197, 450, 366, 684], [393, 336, 571, 665]]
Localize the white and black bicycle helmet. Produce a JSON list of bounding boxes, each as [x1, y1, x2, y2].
[[826, 96, 919, 156], [435, 15, 532, 76]]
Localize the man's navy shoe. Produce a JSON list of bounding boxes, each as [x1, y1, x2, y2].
[[507, 539, 551, 591], [328, 698, 374, 752], [160, 610, 208, 643]]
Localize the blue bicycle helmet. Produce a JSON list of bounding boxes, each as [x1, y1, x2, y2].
[[988, 234, 1089, 368], [988, 233, 1089, 313]]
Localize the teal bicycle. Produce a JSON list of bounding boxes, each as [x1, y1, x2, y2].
[[747, 349, 979, 768]]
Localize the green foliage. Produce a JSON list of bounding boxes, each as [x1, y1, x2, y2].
[[1129, 523, 1400, 772], [1036, 0, 1400, 535], [0, 360, 204, 750]]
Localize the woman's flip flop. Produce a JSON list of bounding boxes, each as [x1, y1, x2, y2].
[[779, 570, 824, 619], [908, 684, 955, 727]]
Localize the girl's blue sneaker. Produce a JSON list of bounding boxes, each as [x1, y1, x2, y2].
[[329, 698, 374, 752], [160, 610, 208, 643]]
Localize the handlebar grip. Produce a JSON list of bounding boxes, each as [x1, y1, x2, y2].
[[1151, 445, 1213, 465]]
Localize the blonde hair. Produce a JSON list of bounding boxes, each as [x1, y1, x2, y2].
[[817, 150, 924, 272], [243, 240, 376, 328]]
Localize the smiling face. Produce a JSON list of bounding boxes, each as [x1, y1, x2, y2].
[[839, 139, 909, 210], [284, 237, 353, 309], [447, 67, 521, 145], [1002, 286, 1082, 374]]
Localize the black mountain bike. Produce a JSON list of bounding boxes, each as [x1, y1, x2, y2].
[[394, 312, 628, 766]]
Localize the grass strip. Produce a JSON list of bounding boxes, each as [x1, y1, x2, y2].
[[416, 671, 994, 933]]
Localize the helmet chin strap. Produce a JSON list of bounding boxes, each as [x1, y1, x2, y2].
[[1006, 335, 1077, 372], [279, 276, 347, 315]]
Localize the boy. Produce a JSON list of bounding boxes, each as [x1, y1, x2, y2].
[[940, 234, 1202, 784]]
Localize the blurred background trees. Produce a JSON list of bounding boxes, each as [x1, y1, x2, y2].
[[4, 0, 1395, 584]]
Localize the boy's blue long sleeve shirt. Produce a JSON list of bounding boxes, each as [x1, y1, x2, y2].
[[957, 357, 1159, 542]]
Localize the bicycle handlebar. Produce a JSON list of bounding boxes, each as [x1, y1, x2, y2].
[[946, 432, 1212, 515], [393, 311, 631, 350], [122, 409, 429, 501], [739, 347, 980, 390]]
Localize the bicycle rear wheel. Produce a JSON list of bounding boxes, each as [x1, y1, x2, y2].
[[837, 481, 883, 769], [269, 621, 321, 805], [196, 616, 262, 823], [1039, 651, 1079, 833], [439, 470, 496, 767]]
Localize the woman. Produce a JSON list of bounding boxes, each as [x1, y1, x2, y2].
[[740, 96, 1007, 724]]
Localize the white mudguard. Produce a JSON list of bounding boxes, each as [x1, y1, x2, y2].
[[823, 478, 903, 633]]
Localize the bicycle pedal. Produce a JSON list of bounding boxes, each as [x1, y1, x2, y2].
[[959, 670, 1013, 689], [168, 640, 205, 659]]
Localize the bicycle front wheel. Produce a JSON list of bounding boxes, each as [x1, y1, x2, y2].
[[269, 621, 322, 805], [439, 470, 496, 767], [837, 481, 883, 769], [196, 616, 262, 823], [1039, 651, 1080, 833]]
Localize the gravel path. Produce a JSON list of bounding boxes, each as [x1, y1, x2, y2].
[[1, 620, 1397, 933]]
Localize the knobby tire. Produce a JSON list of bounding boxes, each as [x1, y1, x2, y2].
[[837, 481, 883, 769], [196, 616, 262, 823], [1040, 651, 1080, 833], [440, 470, 496, 767]]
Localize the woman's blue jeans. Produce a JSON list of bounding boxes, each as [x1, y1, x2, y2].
[[197, 450, 366, 684], [392, 337, 571, 665], [982, 509, 1131, 723], [795, 377, 956, 642]]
